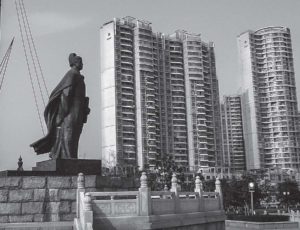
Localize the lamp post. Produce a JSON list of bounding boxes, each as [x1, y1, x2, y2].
[[249, 182, 255, 215], [283, 191, 290, 212]]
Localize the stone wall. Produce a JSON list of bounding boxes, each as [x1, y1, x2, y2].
[[0, 175, 138, 224], [225, 220, 299, 230], [92, 211, 225, 230]]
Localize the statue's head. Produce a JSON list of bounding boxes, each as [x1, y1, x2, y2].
[[69, 53, 83, 71]]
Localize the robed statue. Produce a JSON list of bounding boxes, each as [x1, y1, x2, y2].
[[30, 53, 90, 159]]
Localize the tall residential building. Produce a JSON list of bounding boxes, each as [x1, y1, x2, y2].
[[169, 31, 223, 172], [100, 17, 223, 171], [238, 26, 300, 170], [221, 96, 246, 173]]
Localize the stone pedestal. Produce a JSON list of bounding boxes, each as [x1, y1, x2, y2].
[[32, 159, 102, 175]]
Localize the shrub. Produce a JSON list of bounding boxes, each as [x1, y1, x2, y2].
[[227, 214, 289, 222]]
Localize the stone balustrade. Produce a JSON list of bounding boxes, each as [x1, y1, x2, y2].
[[74, 173, 225, 230]]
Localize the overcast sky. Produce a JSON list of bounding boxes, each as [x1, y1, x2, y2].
[[0, 0, 300, 171]]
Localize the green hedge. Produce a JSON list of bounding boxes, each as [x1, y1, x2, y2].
[[227, 214, 289, 222]]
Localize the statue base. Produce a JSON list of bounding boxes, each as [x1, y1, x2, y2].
[[32, 158, 102, 175]]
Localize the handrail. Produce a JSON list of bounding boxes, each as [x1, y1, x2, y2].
[[178, 192, 199, 199], [150, 191, 173, 196], [89, 191, 139, 197]]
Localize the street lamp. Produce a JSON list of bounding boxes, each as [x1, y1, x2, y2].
[[283, 191, 290, 212], [249, 182, 255, 215]]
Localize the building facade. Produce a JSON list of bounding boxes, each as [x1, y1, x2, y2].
[[100, 17, 223, 172], [238, 26, 300, 170], [221, 95, 246, 173]]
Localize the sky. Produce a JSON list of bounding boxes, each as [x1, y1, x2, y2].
[[0, 0, 300, 171]]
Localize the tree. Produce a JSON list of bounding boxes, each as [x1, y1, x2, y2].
[[144, 155, 187, 191], [203, 179, 215, 192], [277, 180, 300, 209], [221, 174, 266, 211]]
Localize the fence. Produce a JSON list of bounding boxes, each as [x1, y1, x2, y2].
[[74, 172, 224, 230]]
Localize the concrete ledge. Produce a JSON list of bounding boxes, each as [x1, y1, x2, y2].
[[225, 220, 299, 230], [94, 210, 226, 230], [0, 221, 73, 229], [0, 170, 83, 177]]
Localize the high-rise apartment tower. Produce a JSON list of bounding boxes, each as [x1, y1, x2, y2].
[[221, 95, 246, 173], [238, 26, 300, 170], [100, 17, 223, 171]]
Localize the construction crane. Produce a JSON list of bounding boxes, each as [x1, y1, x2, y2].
[[0, 37, 14, 92], [14, 0, 49, 135]]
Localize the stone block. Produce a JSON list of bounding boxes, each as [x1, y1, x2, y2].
[[85, 188, 97, 193], [0, 189, 8, 202], [45, 202, 60, 213], [60, 213, 76, 221], [48, 213, 60, 222], [0, 215, 8, 223], [9, 215, 34, 223], [33, 214, 45, 222], [85, 175, 96, 188], [47, 177, 71, 188], [71, 201, 77, 213], [60, 201, 71, 213], [33, 189, 46, 201], [70, 176, 78, 188], [9, 189, 33, 202], [23, 177, 46, 189], [22, 202, 44, 214], [45, 213, 60, 222], [59, 189, 76, 200], [5, 177, 21, 188], [48, 189, 59, 201], [0, 203, 21, 215], [0, 178, 5, 188]]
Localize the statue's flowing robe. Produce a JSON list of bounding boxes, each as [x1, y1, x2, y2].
[[30, 68, 87, 159]]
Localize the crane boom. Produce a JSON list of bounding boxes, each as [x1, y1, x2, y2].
[[0, 37, 14, 92]]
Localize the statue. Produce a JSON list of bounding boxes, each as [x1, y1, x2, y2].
[[17, 156, 24, 171], [30, 53, 90, 159]]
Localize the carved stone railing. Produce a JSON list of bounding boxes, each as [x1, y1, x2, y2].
[[74, 173, 223, 230], [89, 191, 139, 217]]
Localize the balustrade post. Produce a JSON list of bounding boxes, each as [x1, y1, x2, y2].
[[215, 177, 223, 209], [163, 185, 169, 199], [84, 193, 92, 211], [170, 173, 178, 195], [164, 184, 169, 192], [170, 173, 179, 213], [83, 193, 93, 229], [77, 173, 85, 218], [194, 176, 204, 212], [194, 176, 203, 196], [291, 210, 295, 221], [138, 172, 152, 216]]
